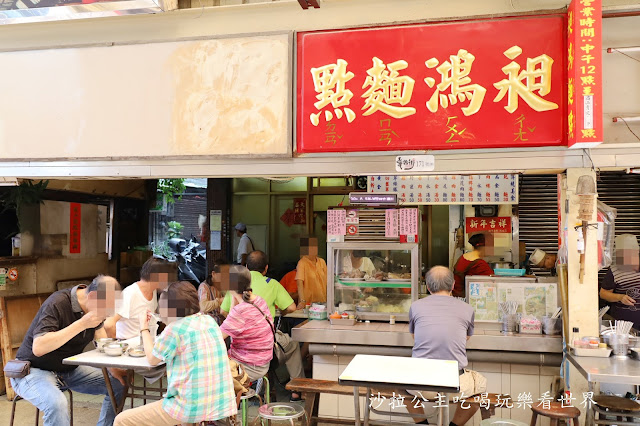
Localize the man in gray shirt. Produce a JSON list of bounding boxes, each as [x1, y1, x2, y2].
[[406, 266, 486, 426]]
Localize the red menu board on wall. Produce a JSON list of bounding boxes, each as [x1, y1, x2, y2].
[[70, 203, 81, 254], [297, 16, 566, 153], [567, 0, 603, 148]]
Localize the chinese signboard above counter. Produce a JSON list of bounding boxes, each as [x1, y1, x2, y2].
[[567, 0, 603, 148], [297, 17, 565, 153], [466, 217, 512, 234], [369, 174, 519, 205]]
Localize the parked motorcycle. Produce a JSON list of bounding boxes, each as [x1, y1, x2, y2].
[[166, 236, 207, 286]]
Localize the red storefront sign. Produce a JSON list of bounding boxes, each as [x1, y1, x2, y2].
[[567, 0, 603, 148], [466, 217, 512, 234], [297, 16, 566, 153], [70, 203, 82, 254]]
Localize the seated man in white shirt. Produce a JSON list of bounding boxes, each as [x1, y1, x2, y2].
[[105, 257, 177, 340]]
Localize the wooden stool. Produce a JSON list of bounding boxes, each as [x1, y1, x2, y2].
[[9, 390, 74, 426], [593, 395, 640, 424], [530, 401, 580, 426]]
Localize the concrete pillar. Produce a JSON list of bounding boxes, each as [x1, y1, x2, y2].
[[561, 167, 600, 422], [565, 168, 599, 337]]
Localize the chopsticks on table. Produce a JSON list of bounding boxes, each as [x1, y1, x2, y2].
[[499, 301, 518, 317], [598, 306, 610, 319], [614, 320, 633, 336], [601, 319, 634, 336]]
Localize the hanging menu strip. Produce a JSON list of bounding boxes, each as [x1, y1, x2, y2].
[[327, 209, 347, 236], [368, 174, 519, 205], [398, 208, 418, 236], [385, 209, 398, 238]]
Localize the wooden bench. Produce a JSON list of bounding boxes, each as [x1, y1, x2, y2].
[[286, 378, 510, 425]]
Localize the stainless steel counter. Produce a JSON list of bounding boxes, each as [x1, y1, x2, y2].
[[292, 320, 563, 354], [567, 352, 640, 385]]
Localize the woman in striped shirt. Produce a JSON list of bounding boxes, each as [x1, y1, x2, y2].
[[600, 234, 640, 330]]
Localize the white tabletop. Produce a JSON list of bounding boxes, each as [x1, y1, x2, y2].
[[63, 338, 165, 371], [338, 354, 460, 393]]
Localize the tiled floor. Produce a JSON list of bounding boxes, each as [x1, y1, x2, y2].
[[0, 391, 102, 426], [0, 373, 304, 426]]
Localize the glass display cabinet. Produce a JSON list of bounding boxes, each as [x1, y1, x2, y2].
[[327, 242, 419, 322]]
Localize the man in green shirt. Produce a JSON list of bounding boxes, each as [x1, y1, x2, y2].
[[220, 251, 305, 400], [221, 252, 296, 318]]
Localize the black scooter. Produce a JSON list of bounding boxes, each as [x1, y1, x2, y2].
[[166, 237, 207, 286]]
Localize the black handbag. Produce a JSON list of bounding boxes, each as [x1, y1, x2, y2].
[[249, 302, 287, 369]]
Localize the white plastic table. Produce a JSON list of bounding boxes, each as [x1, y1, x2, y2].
[[339, 354, 461, 426], [63, 338, 165, 413]]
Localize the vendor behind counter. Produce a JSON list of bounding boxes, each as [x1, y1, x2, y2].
[[452, 233, 494, 298], [600, 233, 640, 330]]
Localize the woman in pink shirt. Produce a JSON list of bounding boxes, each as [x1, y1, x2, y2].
[[219, 266, 274, 381]]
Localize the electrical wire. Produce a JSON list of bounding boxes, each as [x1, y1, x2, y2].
[[611, 48, 640, 64], [618, 118, 640, 143], [582, 148, 596, 173], [257, 177, 295, 183]]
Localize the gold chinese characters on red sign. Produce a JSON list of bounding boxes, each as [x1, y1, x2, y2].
[[466, 217, 512, 234], [567, 0, 603, 148], [297, 17, 566, 153]]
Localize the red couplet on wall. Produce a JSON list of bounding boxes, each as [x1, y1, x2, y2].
[[567, 0, 603, 148], [70, 203, 82, 254], [297, 16, 566, 153]]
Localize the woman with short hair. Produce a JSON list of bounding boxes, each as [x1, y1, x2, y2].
[[114, 281, 236, 426]]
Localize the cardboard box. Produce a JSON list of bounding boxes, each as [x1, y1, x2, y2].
[[129, 250, 152, 267]]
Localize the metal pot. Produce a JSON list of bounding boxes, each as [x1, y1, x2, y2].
[[94, 338, 117, 353], [104, 342, 129, 357], [490, 262, 514, 269]]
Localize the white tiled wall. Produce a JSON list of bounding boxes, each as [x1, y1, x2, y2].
[[312, 355, 562, 426]]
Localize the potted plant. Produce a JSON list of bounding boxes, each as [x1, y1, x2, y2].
[[0, 180, 49, 256], [166, 221, 184, 239]]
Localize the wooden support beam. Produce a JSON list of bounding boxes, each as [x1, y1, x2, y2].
[[0, 297, 14, 400], [297, 0, 319, 9]]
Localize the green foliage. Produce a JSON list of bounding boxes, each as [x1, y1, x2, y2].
[[151, 240, 173, 259], [0, 180, 49, 232], [157, 179, 186, 204], [166, 221, 184, 239]]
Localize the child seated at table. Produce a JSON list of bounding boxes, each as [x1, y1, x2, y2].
[[114, 281, 237, 426]]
